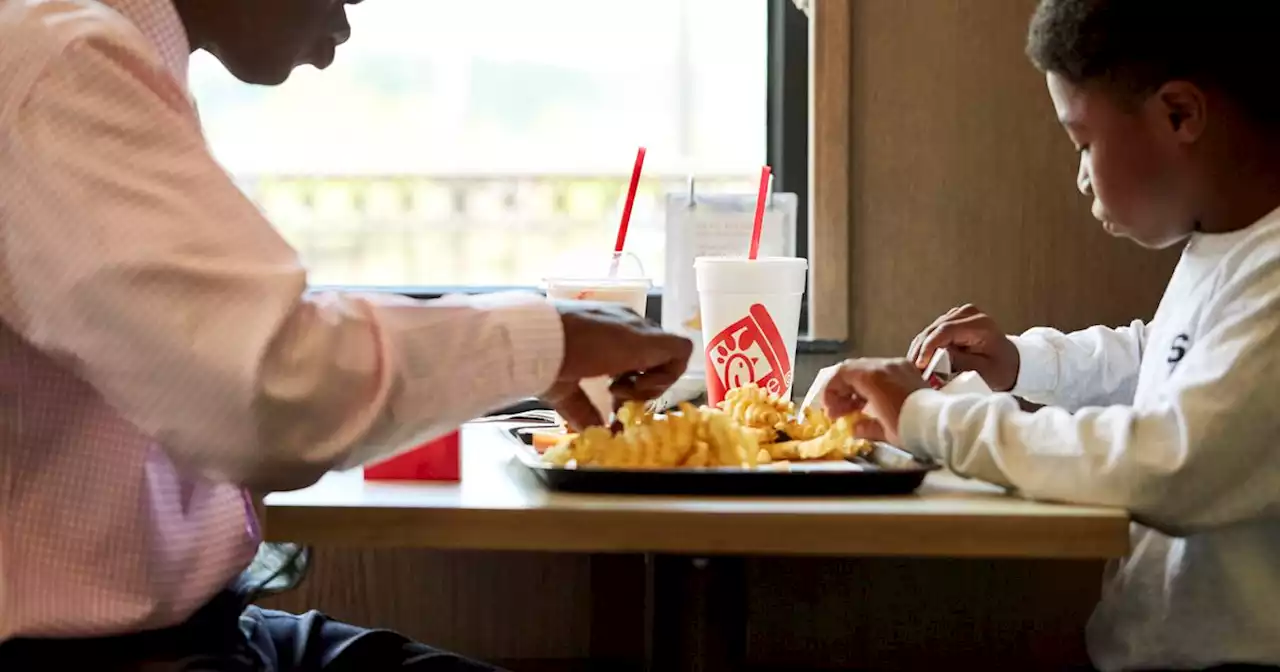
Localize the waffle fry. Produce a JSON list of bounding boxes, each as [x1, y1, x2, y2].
[[717, 384, 835, 442], [544, 402, 760, 469], [542, 387, 867, 471], [779, 405, 832, 441], [717, 384, 794, 433], [756, 415, 872, 464]]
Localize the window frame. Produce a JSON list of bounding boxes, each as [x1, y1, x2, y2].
[[313, 0, 849, 353], [806, 0, 852, 345]]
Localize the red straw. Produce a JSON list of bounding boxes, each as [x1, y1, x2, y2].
[[748, 165, 772, 260], [614, 147, 647, 254]]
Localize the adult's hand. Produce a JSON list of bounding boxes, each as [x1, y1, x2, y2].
[[544, 301, 693, 430]]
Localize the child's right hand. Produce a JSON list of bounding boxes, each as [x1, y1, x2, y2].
[[906, 305, 1020, 392]]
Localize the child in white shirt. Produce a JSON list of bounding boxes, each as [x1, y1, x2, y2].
[[822, 1, 1280, 670]]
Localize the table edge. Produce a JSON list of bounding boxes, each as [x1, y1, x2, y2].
[[264, 504, 1131, 559]]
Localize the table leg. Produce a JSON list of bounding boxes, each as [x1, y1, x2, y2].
[[646, 554, 747, 672], [590, 554, 648, 672]]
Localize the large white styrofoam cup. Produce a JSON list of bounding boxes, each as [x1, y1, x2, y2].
[[694, 256, 808, 404]]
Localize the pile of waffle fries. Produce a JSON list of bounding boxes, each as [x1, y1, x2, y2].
[[542, 384, 872, 470]]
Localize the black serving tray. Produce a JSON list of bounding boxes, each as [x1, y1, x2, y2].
[[506, 426, 940, 496]]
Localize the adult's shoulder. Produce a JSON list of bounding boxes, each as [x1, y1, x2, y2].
[[0, 0, 183, 125], [2, 0, 150, 53], [0, 0, 157, 91]]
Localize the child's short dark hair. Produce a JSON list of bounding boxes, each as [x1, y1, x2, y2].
[[1026, 0, 1280, 124]]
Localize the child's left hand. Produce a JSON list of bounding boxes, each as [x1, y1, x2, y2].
[[822, 358, 928, 445]]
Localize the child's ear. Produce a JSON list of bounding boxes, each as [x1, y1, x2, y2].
[[1154, 81, 1208, 141]]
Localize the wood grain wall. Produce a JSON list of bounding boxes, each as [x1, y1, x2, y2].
[[845, 0, 1176, 356], [260, 550, 594, 661], [266, 1, 1175, 669]]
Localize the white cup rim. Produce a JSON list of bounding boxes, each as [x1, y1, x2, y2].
[[541, 277, 652, 287], [696, 257, 803, 270], [694, 256, 807, 266]]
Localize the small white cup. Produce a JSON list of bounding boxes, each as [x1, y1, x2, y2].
[[694, 256, 808, 404], [544, 255, 651, 423], [543, 278, 650, 315]]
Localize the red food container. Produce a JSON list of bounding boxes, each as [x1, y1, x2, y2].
[[363, 430, 461, 481]]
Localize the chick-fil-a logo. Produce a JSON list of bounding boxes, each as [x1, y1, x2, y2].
[[705, 303, 792, 404]]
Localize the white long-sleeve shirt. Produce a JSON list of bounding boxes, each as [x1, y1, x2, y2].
[[0, 0, 563, 639], [900, 208, 1280, 671]]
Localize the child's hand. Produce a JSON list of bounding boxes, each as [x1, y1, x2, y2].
[[906, 305, 1020, 392], [822, 358, 926, 446]]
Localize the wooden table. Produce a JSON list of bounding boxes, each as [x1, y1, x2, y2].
[[265, 425, 1130, 670], [267, 425, 1128, 558]]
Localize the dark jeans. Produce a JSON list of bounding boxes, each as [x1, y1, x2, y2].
[[1146, 668, 1280, 672], [1080, 667, 1280, 672], [0, 590, 508, 671]]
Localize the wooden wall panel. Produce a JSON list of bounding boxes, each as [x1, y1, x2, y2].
[[809, 0, 852, 340], [259, 550, 593, 661], [845, 0, 1176, 356], [744, 557, 1101, 670]]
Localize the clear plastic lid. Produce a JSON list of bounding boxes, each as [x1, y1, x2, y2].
[[543, 250, 649, 284]]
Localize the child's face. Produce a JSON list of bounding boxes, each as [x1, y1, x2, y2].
[[1046, 72, 1198, 249]]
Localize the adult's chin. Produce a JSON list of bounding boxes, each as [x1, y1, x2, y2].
[[210, 50, 297, 87], [234, 63, 296, 86]]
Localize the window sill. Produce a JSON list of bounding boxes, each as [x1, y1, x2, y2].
[[796, 338, 846, 354], [313, 285, 847, 350]]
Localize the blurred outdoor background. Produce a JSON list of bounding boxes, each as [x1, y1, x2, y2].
[[190, 0, 768, 287]]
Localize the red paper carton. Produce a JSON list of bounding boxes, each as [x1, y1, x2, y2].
[[363, 431, 461, 481]]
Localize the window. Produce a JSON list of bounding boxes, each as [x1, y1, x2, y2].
[[190, 0, 788, 292]]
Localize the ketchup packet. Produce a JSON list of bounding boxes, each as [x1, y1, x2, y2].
[[922, 348, 954, 389]]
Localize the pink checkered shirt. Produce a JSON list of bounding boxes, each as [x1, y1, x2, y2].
[[0, 0, 563, 640]]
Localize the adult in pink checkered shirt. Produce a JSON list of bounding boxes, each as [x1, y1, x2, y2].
[[0, 0, 692, 669]]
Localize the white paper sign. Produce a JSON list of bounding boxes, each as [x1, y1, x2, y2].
[[662, 192, 798, 375]]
